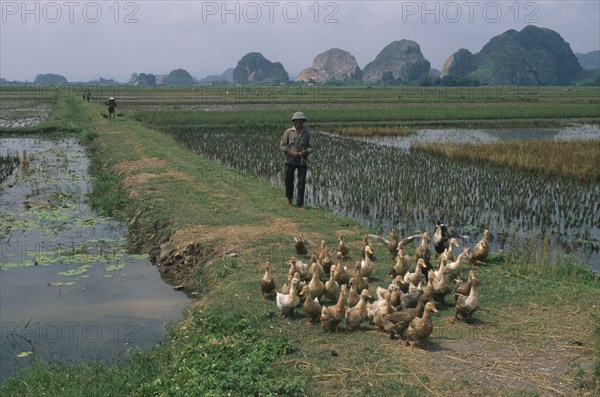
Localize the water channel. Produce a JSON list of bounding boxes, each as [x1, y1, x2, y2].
[[0, 136, 191, 382]]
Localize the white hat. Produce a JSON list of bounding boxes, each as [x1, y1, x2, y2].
[[291, 111, 306, 121]]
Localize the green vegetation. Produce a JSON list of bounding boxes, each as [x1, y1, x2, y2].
[[83, 128, 128, 218], [1, 90, 599, 396], [0, 151, 20, 183]]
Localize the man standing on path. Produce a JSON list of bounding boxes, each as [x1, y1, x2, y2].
[[280, 112, 313, 209]]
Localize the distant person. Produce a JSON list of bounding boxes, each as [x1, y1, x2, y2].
[[106, 97, 117, 120], [86, 90, 91, 102], [81, 89, 86, 101], [280, 112, 313, 209]]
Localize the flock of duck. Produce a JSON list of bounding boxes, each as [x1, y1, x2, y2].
[[261, 225, 491, 346]]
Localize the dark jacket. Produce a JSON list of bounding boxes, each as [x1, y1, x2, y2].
[[280, 127, 313, 166]]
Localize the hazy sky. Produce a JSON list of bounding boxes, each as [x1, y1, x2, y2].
[[1, 0, 599, 82]]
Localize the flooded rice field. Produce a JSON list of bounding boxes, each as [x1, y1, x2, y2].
[[0, 136, 191, 382], [360, 125, 600, 149], [166, 124, 600, 272], [0, 103, 50, 128]]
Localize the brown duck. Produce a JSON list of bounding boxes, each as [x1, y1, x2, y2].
[[294, 234, 308, 256], [345, 289, 372, 332], [454, 269, 478, 299], [324, 264, 341, 302], [390, 241, 411, 279], [405, 302, 438, 347], [383, 294, 428, 339], [333, 253, 350, 286], [455, 278, 479, 323], [388, 227, 399, 259], [260, 262, 276, 299], [471, 229, 490, 264], [338, 234, 350, 258], [300, 285, 322, 325], [321, 284, 348, 332]]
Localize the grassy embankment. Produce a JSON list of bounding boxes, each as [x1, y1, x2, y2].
[[1, 92, 599, 396]]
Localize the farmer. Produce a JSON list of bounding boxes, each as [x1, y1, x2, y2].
[[280, 111, 313, 209], [106, 97, 117, 120]]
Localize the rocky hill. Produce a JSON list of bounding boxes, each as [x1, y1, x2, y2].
[[233, 53, 289, 84], [362, 40, 430, 83], [576, 50, 600, 70], [441, 25, 583, 85], [199, 68, 234, 84], [163, 69, 195, 86], [129, 72, 157, 86], [295, 48, 361, 83], [33, 73, 67, 84]]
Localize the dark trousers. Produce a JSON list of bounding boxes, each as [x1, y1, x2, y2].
[[284, 163, 307, 207]]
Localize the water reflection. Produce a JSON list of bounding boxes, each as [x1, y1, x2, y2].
[[349, 125, 600, 150]]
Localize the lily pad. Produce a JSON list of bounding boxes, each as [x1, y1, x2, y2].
[[106, 262, 126, 271], [57, 264, 92, 277]]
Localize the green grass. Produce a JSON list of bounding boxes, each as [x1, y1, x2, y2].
[[1, 354, 157, 397]]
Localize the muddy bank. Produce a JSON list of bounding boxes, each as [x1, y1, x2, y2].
[[124, 206, 217, 295]]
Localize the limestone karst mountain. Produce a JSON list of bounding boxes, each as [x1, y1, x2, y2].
[[441, 25, 583, 85], [233, 52, 289, 84], [362, 40, 431, 83], [295, 48, 362, 83]]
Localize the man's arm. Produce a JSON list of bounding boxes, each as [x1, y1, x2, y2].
[[280, 128, 291, 154]]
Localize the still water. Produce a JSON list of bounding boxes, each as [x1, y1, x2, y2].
[[0, 136, 191, 382]]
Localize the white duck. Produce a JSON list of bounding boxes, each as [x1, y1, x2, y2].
[[276, 277, 300, 316], [404, 258, 427, 286], [440, 237, 460, 263], [359, 244, 375, 279], [445, 248, 471, 278]]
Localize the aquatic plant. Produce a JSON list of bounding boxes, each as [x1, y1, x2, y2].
[[0, 151, 20, 183]]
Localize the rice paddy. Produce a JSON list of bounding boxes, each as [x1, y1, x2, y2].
[[134, 111, 600, 271]]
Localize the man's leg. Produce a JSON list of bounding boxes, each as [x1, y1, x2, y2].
[[284, 163, 296, 206], [296, 165, 308, 208]]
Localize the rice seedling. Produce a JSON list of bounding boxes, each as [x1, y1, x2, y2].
[[0, 151, 20, 183]]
